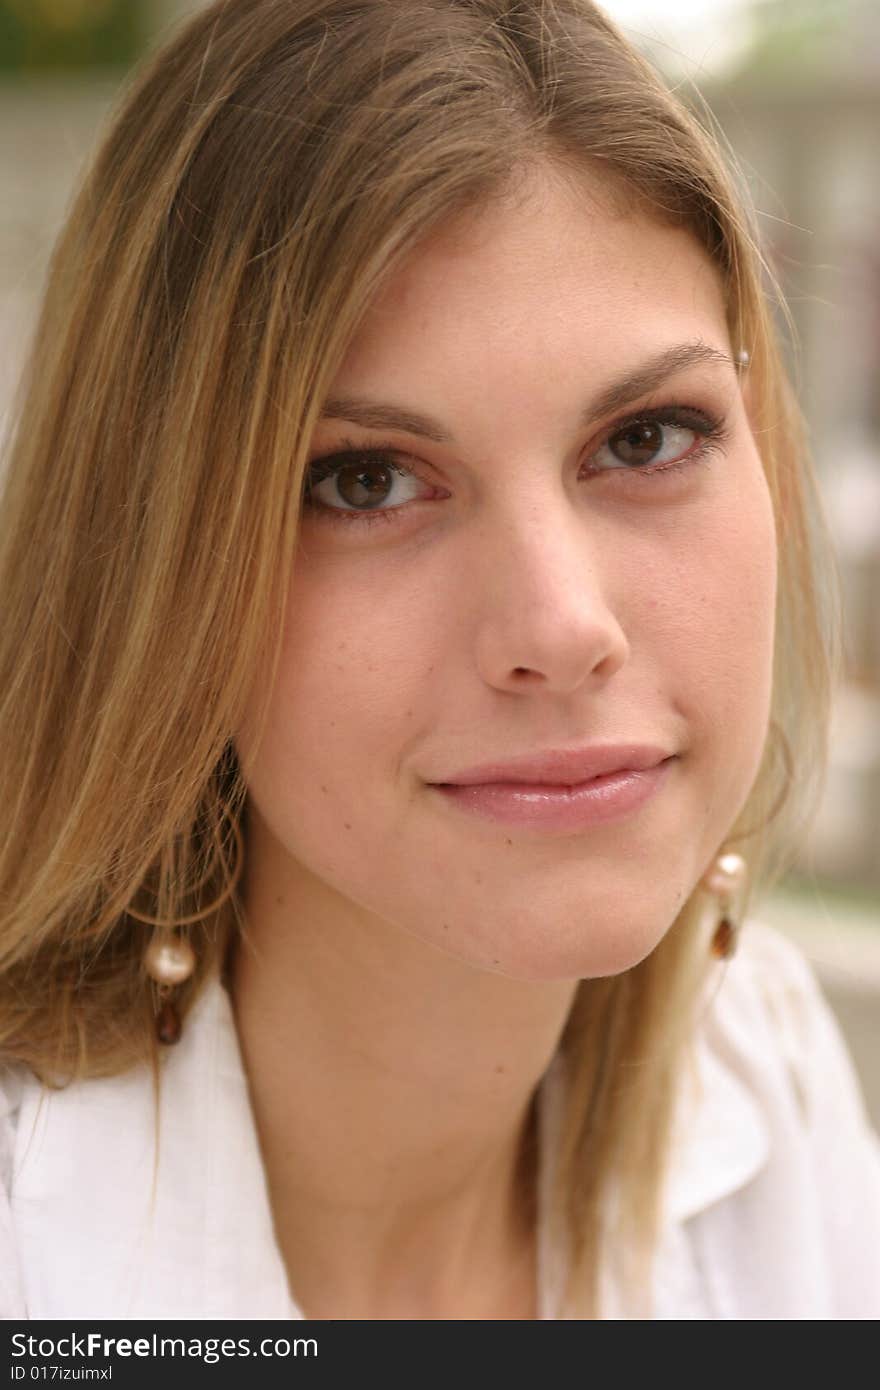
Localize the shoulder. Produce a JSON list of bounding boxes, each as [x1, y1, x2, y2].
[[716, 919, 875, 1134], [0, 1063, 29, 1318], [677, 919, 880, 1318], [0, 1063, 24, 1182], [0, 978, 294, 1320]]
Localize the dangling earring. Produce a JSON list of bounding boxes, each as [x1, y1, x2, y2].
[[145, 928, 196, 1044], [131, 790, 245, 1044], [700, 850, 747, 959]]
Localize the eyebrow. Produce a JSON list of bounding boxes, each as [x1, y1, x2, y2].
[[319, 341, 735, 445]]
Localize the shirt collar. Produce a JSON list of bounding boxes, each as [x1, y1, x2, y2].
[[11, 965, 770, 1318], [663, 1023, 770, 1225]]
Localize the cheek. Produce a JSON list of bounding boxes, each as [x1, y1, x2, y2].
[[234, 557, 433, 860], [651, 453, 778, 814]]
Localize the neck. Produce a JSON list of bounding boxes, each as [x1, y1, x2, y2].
[[227, 810, 577, 1318]]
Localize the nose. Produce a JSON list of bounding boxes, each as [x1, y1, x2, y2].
[[471, 492, 630, 697]]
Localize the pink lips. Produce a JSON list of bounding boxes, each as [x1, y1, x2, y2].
[[428, 744, 675, 831]]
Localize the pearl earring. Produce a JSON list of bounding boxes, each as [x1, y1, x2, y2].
[[145, 928, 196, 1044], [701, 850, 747, 959]]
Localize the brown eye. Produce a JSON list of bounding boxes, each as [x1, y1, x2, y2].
[[591, 412, 711, 475], [333, 459, 395, 509], [608, 421, 665, 466], [306, 455, 406, 512], [303, 446, 429, 523]]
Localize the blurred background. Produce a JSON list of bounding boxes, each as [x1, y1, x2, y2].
[[0, 0, 877, 1118]]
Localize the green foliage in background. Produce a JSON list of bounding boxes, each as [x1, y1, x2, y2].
[[0, 0, 145, 72], [742, 0, 858, 78]]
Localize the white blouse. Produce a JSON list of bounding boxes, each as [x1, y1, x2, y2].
[[1, 922, 878, 1320]]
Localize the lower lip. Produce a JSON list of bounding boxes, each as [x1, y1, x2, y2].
[[429, 759, 674, 831]]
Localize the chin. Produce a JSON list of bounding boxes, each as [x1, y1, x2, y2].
[[458, 911, 674, 983]]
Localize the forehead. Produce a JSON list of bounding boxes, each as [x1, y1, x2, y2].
[[336, 166, 730, 405]]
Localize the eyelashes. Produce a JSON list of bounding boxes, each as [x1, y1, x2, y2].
[[303, 442, 421, 530], [301, 403, 730, 530]]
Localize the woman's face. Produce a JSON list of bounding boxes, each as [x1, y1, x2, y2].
[[235, 167, 777, 981]]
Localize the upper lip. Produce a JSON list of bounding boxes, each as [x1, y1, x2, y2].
[[433, 744, 674, 787]]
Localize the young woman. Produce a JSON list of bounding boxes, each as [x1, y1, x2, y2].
[[1, 0, 877, 1320]]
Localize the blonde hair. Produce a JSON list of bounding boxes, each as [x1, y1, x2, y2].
[[0, 0, 840, 1317]]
